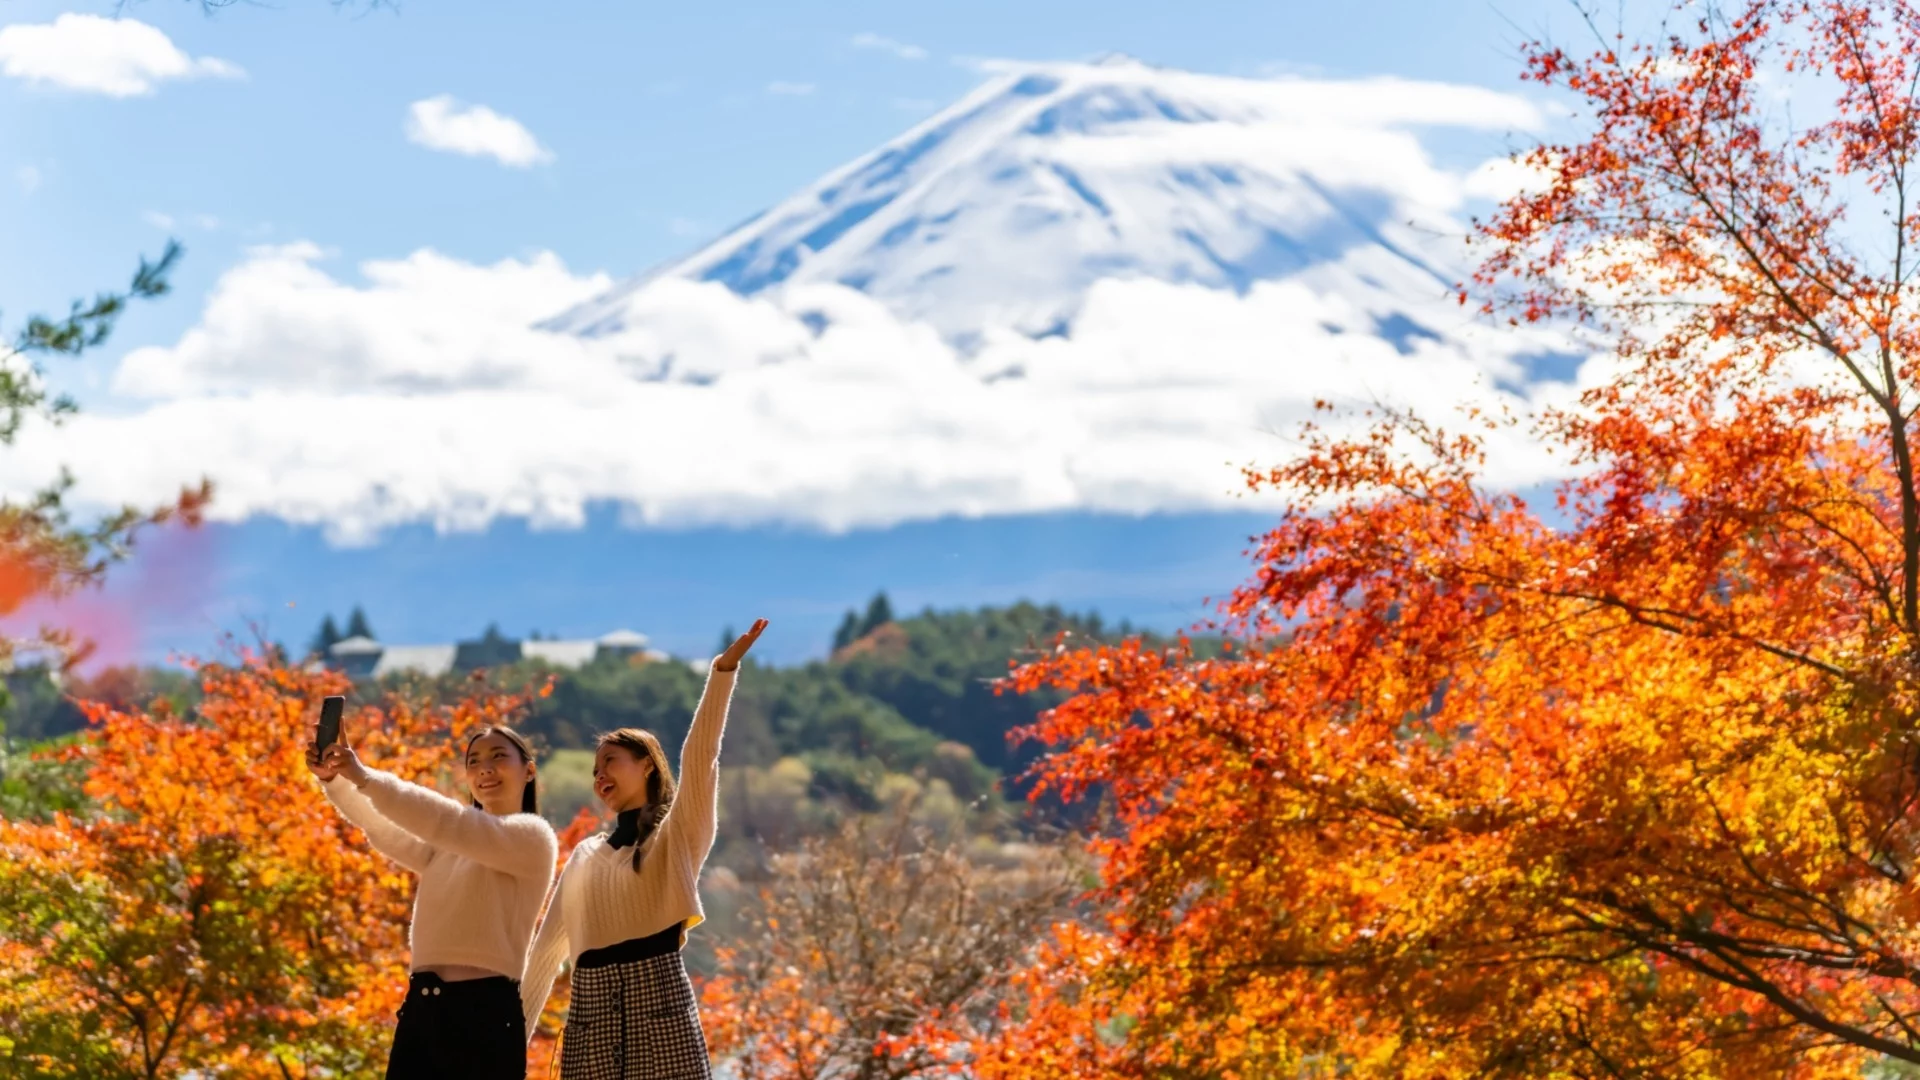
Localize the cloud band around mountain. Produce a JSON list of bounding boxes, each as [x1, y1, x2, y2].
[[16, 243, 1577, 547]]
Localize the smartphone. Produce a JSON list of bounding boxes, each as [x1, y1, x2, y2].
[[315, 696, 345, 752]]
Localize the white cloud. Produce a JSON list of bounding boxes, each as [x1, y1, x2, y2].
[[16, 165, 39, 194], [1463, 154, 1557, 202], [1242, 74, 1547, 131], [112, 243, 615, 399], [852, 33, 928, 61], [766, 81, 816, 96], [405, 95, 553, 168], [144, 210, 175, 230], [0, 15, 242, 97], [949, 59, 1545, 134], [11, 240, 1582, 547]]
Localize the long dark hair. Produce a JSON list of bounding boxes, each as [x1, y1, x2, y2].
[[597, 727, 676, 871], [465, 725, 539, 815]]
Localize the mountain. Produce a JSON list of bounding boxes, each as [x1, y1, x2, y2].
[[542, 55, 1538, 353]]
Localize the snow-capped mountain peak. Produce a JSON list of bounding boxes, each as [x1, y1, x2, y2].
[[544, 57, 1542, 353]]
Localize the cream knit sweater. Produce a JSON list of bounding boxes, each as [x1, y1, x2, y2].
[[322, 767, 557, 980], [520, 662, 737, 1033]]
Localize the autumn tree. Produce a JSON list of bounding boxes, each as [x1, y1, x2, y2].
[[701, 811, 1081, 1080], [0, 652, 558, 1078], [980, 2, 1920, 1077]]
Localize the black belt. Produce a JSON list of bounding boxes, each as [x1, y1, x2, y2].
[[575, 922, 683, 969], [405, 971, 518, 998]]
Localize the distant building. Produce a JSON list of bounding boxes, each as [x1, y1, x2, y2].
[[325, 628, 667, 681]]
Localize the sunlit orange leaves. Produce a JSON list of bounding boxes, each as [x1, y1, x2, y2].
[[0, 654, 550, 1079]]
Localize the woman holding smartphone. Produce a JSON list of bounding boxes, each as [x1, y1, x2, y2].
[[307, 718, 558, 1079], [520, 618, 765, 1080]]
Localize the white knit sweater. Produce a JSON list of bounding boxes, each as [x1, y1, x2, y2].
[[520, 663, 737, 1032], [322, 768, 557, 980]]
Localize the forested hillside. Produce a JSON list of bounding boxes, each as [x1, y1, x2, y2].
[[0, 598, 1204, 836]]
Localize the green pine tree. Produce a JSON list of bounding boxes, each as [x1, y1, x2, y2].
[[858, 592, 894, 636], [345, 605, 375, 641], [310, 615, 343, 657], [831, 610, 861, 652]]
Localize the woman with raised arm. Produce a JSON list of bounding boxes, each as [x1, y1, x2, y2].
[[306, 719, 558, 1080], [521, 618, 766, 1080]]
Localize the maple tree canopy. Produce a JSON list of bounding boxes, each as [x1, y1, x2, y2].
[[975, 2, 1920, 1077], [0, 656, 594, 1079]]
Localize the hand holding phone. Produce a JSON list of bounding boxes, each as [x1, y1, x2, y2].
[[315, 696, 344, 752], [305, 696, 348, 782], [307, 742, 367, 787]]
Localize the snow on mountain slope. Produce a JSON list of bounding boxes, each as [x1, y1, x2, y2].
[[545, 56, 1544, 351]]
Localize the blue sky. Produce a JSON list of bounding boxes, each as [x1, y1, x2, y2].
[[0, 0, 1609, 665]]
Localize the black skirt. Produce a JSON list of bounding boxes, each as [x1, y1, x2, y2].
[[560, 928, 711, 1080], [387, 972, 526, 1080]]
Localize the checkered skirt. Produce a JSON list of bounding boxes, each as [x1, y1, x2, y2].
[[560, 951, 713, 1080]]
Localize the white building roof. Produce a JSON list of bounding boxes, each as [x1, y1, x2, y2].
[[371, 644, 458, 679], [326, 630, 666, 679], [523, 640, 599, 668]]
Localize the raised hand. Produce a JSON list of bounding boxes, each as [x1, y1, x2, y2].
[[714, 618, 768, 672]]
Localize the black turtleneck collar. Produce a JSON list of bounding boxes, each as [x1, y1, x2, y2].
[[608, 805, 662, 849], [608, 807, 644, 849]]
